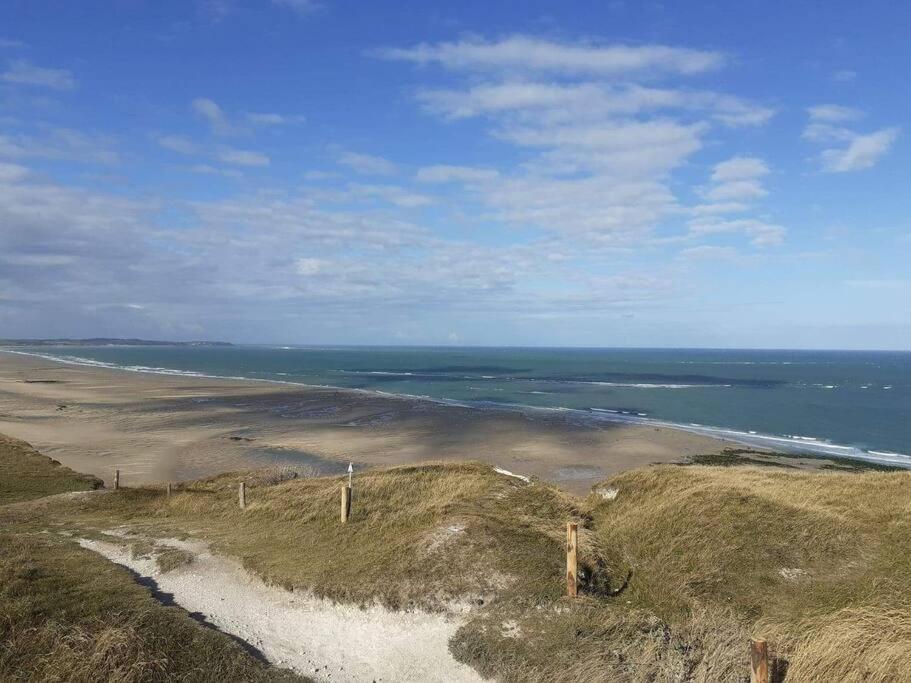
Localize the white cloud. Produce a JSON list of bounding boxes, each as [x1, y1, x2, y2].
[[377, 36, 724, 76], [0, 128, 119, 164], [418, 82, 772, 127], [711, 156, 768, 182], [819, 127, 899, 172], [246, 112, 306, 126], [416, 165, 500, 183], [689, 217, 785, 247], [0, 38, 26, 49], [808, 104, 862, 123], [1, 59, 75, 90], [703, 156, 769, 202], [216, 146, 270, 167], [157, 134, 199, 155], [704, 179, 767, 202], [337, 151, 397, 176], [803, 106, 899, 172], [189, 164, 242, 178], [678, 245, 739, 260], [295, 257, 330, 276], [0, 161, 29, 182], [192, 97, 235, 134]]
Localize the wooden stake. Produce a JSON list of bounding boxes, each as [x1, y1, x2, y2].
[[566, 522, 578, 598], [239, 481, 246, 510], [750, 639, 769, 683], [113, 469, 120, 491], [166, 482, 172, 498], [341, 484, 352, 523]]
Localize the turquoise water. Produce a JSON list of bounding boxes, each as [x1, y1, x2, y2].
[[9, 345, 910, 465]]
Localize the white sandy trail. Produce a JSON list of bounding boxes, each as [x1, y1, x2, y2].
[[78, 537, 483, 683]]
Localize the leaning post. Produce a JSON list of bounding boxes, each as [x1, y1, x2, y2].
[[566, 522, 578, 598]]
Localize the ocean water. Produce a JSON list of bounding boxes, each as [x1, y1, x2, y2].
[[9, 345, 911, 466]]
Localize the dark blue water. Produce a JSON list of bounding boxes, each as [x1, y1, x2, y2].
[[8, 345, 910, 464]]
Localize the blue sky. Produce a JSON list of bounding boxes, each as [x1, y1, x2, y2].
[[1, 0, 909, 349]]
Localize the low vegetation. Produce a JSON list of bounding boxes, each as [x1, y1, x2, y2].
[[0, 437, 306, 682], [0, 434, 102, 504], [2, 434, 909, 681]]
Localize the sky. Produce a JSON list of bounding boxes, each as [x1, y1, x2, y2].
[[1, 0, 909, 349]]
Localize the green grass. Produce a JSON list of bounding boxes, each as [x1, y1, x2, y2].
[[0, 434, 103, 504]]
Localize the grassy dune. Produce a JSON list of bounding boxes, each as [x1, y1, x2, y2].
[[0, 437, 306, 683], [2, 435, 909, 681], [0, 433, 103, 504]]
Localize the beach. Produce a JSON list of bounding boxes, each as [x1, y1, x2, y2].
[[0, 351, 770, 494]]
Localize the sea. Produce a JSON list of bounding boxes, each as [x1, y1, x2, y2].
[[7, 345, 910, 468]]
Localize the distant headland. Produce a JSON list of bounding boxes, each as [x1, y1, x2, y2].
[[0, 338, 233, 347]]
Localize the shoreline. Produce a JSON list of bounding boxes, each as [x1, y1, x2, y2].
[[3, 347, 909, 470]]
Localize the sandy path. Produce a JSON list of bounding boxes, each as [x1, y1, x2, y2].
[[78, 536, 482, 683]]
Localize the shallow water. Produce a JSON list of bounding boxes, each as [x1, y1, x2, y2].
[[7, 345, 910, 465]]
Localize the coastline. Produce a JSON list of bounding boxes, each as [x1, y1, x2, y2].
[[4, 347, 909, 470], [0, 349, 808, 494]]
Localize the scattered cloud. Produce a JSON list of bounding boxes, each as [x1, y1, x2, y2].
[[377, 36, 724, 76], [820, 128, 899, 172], [189, 164, 242, 178], [1, 59, 75, 90], [157, 134, 199, 155], [337, 151, 398, 176], [0, 38, 25, 49], [416, 165, 500, 183], [807, 104, 862, 123], [418, 82, 773, 127], [804, 106, 898, 172], [0, 128, 119, 164], [246, 112, 306, 126], [678, 245, 739, 260], [192, 97, 236, 135], [216, 146, 270, 167]]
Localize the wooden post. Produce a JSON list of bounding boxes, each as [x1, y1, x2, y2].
[[566, 522, 578, 598], [166, 482, 172, 498], [113, 469, 120, 491], [341, 484, 352, 523], [239, 481, 246, 510], [750, 639, 769, 683]]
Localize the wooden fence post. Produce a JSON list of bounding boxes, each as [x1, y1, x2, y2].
[[113, 469, 120, 491], [750, 639, 769, 683], [239, 481, 246, 510], [566, 522, 578, 598], [341, 484, 352, 523], [166, 482, 172, 498]]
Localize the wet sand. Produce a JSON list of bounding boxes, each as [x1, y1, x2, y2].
[[1, 351, 755, 494]]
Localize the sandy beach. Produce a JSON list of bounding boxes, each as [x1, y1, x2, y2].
[[1, 350, 756, 494]]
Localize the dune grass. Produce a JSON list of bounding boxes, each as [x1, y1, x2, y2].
[[0, 532, 305, 682], [3, 435, 909, 681], [0, 434, 102, 504]]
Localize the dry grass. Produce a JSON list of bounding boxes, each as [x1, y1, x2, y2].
[[3, 434, 910, 681], [0, 434, 102, 504], [0, 532, 305, 682]]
